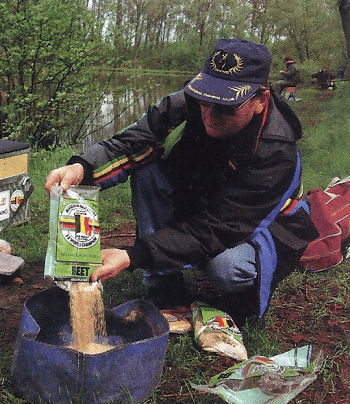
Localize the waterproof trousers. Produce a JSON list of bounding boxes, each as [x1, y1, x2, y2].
[[130, 161, 258, 292]]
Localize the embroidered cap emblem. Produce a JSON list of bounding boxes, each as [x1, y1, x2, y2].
[[211, 50, 243, 75], [229, 84, 253, 100]]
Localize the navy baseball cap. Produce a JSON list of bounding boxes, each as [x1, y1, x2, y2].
[[184, 39, 272, 105]]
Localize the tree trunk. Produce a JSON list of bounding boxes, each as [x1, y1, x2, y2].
[[0, 90, 5, 138], [338, 0, 350, 68]]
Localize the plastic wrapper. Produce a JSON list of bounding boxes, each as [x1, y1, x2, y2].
[[192, 345, 323, 404], [161, 307, 193, 334], [191, 301, 248, 361], [44, 185, 102, 283]]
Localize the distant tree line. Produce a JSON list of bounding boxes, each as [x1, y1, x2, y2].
[[0, 0, 348, 148]]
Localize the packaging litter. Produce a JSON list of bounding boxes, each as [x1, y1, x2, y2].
[[192, 344, 323, 404], [191, 301, 248, 361], [161, 307, 193, 334]]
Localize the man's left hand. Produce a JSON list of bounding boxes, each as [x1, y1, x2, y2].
[[91, 249, 131, 282]]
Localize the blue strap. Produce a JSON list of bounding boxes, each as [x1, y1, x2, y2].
[[251, 230, 276, 317], [253, 150, 302, 233], [250, 150, 303, 317]]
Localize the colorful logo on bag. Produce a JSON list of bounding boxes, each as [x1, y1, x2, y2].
[[59, 202, 100, 248], [10, 190, 24, 212], [206, 315, 238, 332], [241, 356, 286, 377], [211, 50, 243, 75]]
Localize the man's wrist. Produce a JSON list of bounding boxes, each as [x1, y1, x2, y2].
[[67, 156, 94, 185], [125, 242, 152, 272]]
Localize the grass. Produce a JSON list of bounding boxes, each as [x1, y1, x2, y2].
[[1, 81, 350, 403], [294, 83, 350, 190]]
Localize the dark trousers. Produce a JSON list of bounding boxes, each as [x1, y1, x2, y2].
[[130, 161, 257, 291]]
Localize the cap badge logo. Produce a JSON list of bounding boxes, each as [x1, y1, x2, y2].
[[228, 85, 253, 99], [211, 50, 243, 75]]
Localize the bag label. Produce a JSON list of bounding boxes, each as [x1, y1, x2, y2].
[[54, 262, 100, 279], [57, 197, 101, 264]]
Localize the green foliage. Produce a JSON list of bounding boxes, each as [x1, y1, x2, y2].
[[0, 0, 349, 151], [0, 0, 106, 148], [160, 40, 204, 71], [268, 0, 343, 63], [291, 81, 350, 190]]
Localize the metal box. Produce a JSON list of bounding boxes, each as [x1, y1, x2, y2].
[[0, 139, 33, 231]]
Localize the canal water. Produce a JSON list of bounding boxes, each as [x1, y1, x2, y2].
[[82, 72, 192, 149]]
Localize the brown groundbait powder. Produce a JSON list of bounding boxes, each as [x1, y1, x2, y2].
[[69, 282, 113, 354]]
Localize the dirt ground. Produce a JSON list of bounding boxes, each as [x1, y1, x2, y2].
[[0, 226, 137, 353], [1, 224, 349, 403]]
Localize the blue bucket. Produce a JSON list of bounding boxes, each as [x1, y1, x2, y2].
[[11, 287, 169, 403]]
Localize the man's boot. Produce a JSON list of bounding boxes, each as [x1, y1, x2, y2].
[[218, 285, 260, 329], [144, 271, 189, 309]]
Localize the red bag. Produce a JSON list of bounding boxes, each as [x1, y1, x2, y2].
[[300, 177, 350, 272]]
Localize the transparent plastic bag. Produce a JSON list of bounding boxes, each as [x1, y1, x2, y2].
[[192, 345, 323, 404]]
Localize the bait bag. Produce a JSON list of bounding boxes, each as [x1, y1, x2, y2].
[[191, 301, 248, 361], [45, 185, 101, 282]]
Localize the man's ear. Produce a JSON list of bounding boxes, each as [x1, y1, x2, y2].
[[254, 90, 270, 114]]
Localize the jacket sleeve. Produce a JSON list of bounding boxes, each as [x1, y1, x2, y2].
[[68, 91, 187, 190]]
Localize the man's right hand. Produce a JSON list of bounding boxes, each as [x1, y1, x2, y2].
[[45, 163, 85, 192]]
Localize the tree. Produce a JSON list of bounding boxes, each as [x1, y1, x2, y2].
[[245, 0, 276, 44], [268, 0, 343, 68], [339, 0, 350, 65], [0, 0, 105, 147]]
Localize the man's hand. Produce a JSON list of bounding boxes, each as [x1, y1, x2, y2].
[[45, 163, 85, 192], [91, 249, 131, 282]]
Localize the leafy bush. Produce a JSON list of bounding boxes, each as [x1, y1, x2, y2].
[[0, 0, 106, 148]]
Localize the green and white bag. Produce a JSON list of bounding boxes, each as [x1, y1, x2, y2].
[[45, 185, 101, 282]]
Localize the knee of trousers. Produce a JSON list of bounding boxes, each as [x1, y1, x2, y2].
[[205, 243, 258, 292]]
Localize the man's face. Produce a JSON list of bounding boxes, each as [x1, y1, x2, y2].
[[200, 92, 269, 138]]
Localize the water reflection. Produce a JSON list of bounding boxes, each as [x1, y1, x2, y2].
[[82, 73, 191, 150]]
